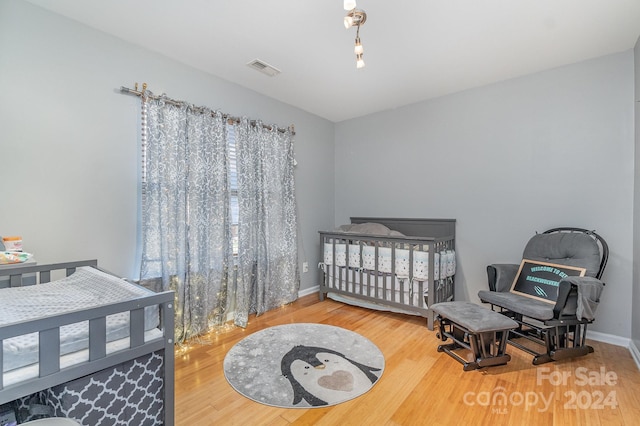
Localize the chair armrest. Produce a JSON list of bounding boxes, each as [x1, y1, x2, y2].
[[553, 276, 605, 320], [487, 264, 519, 292]]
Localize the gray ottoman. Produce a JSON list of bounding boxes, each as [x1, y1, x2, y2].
[[431, 301, 518, 371]]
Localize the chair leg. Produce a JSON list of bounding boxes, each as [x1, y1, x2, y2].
[[529, 323, 593, 364]]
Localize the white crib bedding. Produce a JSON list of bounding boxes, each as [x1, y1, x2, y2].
[[323, 243, 456, 282], [1, 266, 159, 373]]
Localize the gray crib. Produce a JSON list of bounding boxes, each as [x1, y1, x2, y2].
[[319, 217, 456, 330]]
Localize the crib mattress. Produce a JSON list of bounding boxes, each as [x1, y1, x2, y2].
[[1, 266, 159, 373]]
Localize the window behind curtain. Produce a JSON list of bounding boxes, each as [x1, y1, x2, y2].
[[141, 123, 239, 273]]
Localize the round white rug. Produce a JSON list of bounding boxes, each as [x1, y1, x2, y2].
[[223, 323, 385, 408]]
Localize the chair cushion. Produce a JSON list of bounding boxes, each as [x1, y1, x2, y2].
[[523, 232, 600, 277], [431, 301, 518, 333], [478, 290, 555, 320]]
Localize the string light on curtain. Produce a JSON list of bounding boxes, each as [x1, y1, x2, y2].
[[343, 1, 367, 69]]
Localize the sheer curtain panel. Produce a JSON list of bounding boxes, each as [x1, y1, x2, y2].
[[234, 118, 299, 327], [140, 93, 232, 342]]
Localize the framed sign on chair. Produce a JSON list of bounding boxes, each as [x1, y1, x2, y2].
[[510, 259, 586, 304]]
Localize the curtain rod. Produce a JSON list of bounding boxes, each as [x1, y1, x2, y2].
[[119, 86, 295, 135]]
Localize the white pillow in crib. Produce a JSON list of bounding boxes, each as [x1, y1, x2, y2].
[[337, 222, 405, 237]]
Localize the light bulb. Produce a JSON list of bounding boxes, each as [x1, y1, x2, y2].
[[356, 54, 365, 69], [344, 15, 354, 28], [354, 37, 363, 55], [344, 0, 356, 10]]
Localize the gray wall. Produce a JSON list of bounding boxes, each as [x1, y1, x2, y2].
[[633, 37, 640, 349], [335, 52, 635, 337], [0, 0, 335, 291]]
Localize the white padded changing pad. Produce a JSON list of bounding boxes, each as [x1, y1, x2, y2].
[[1, 266, 159, 373]]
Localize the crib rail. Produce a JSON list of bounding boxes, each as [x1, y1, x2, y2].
[[318, 231, 455, 329], [0, 259, 98, 288]]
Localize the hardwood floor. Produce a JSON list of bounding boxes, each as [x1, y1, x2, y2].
[[174, 295, 640, 425]]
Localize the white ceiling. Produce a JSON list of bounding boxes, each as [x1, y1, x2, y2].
[[25, 0, 640, 122]]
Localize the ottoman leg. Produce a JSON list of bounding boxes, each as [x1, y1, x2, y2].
[[475, 330, 511, 368]]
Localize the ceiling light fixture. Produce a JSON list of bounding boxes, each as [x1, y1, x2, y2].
[[354, 36, 363, 55], [343, 6, 367, 69], [343, 0, 356, 10]]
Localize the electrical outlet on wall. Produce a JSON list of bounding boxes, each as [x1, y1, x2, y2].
[[302, 262, 309, 273]]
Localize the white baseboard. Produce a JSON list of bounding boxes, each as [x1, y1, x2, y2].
[[298, 284, 319, 298], [586, 330, 630, 347], [585, 330, 640, 371]]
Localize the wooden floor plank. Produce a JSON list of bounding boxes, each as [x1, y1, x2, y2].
[[174, 295, 640, 425]]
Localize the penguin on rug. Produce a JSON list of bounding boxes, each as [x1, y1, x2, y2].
[[281, 345, 381, 406]]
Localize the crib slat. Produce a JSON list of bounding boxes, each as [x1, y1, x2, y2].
[[9, 275, 20, 288], [39, 328, 61, 376], [387, 272, 392, 301], [89, 317, 107, 361], [0, 339, 3, 389], [130, 308, 145, 347], [374, 244, 379, 299], [331, 239, 337, 291]]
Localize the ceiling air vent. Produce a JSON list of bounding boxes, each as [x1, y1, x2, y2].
[[246, 59, 281, 77]]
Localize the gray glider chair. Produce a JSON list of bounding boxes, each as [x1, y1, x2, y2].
[[478, 228, 608, 365]]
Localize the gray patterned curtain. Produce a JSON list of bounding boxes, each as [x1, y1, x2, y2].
[[140, 93, 232, 342], [234, 118, 299, 327]]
